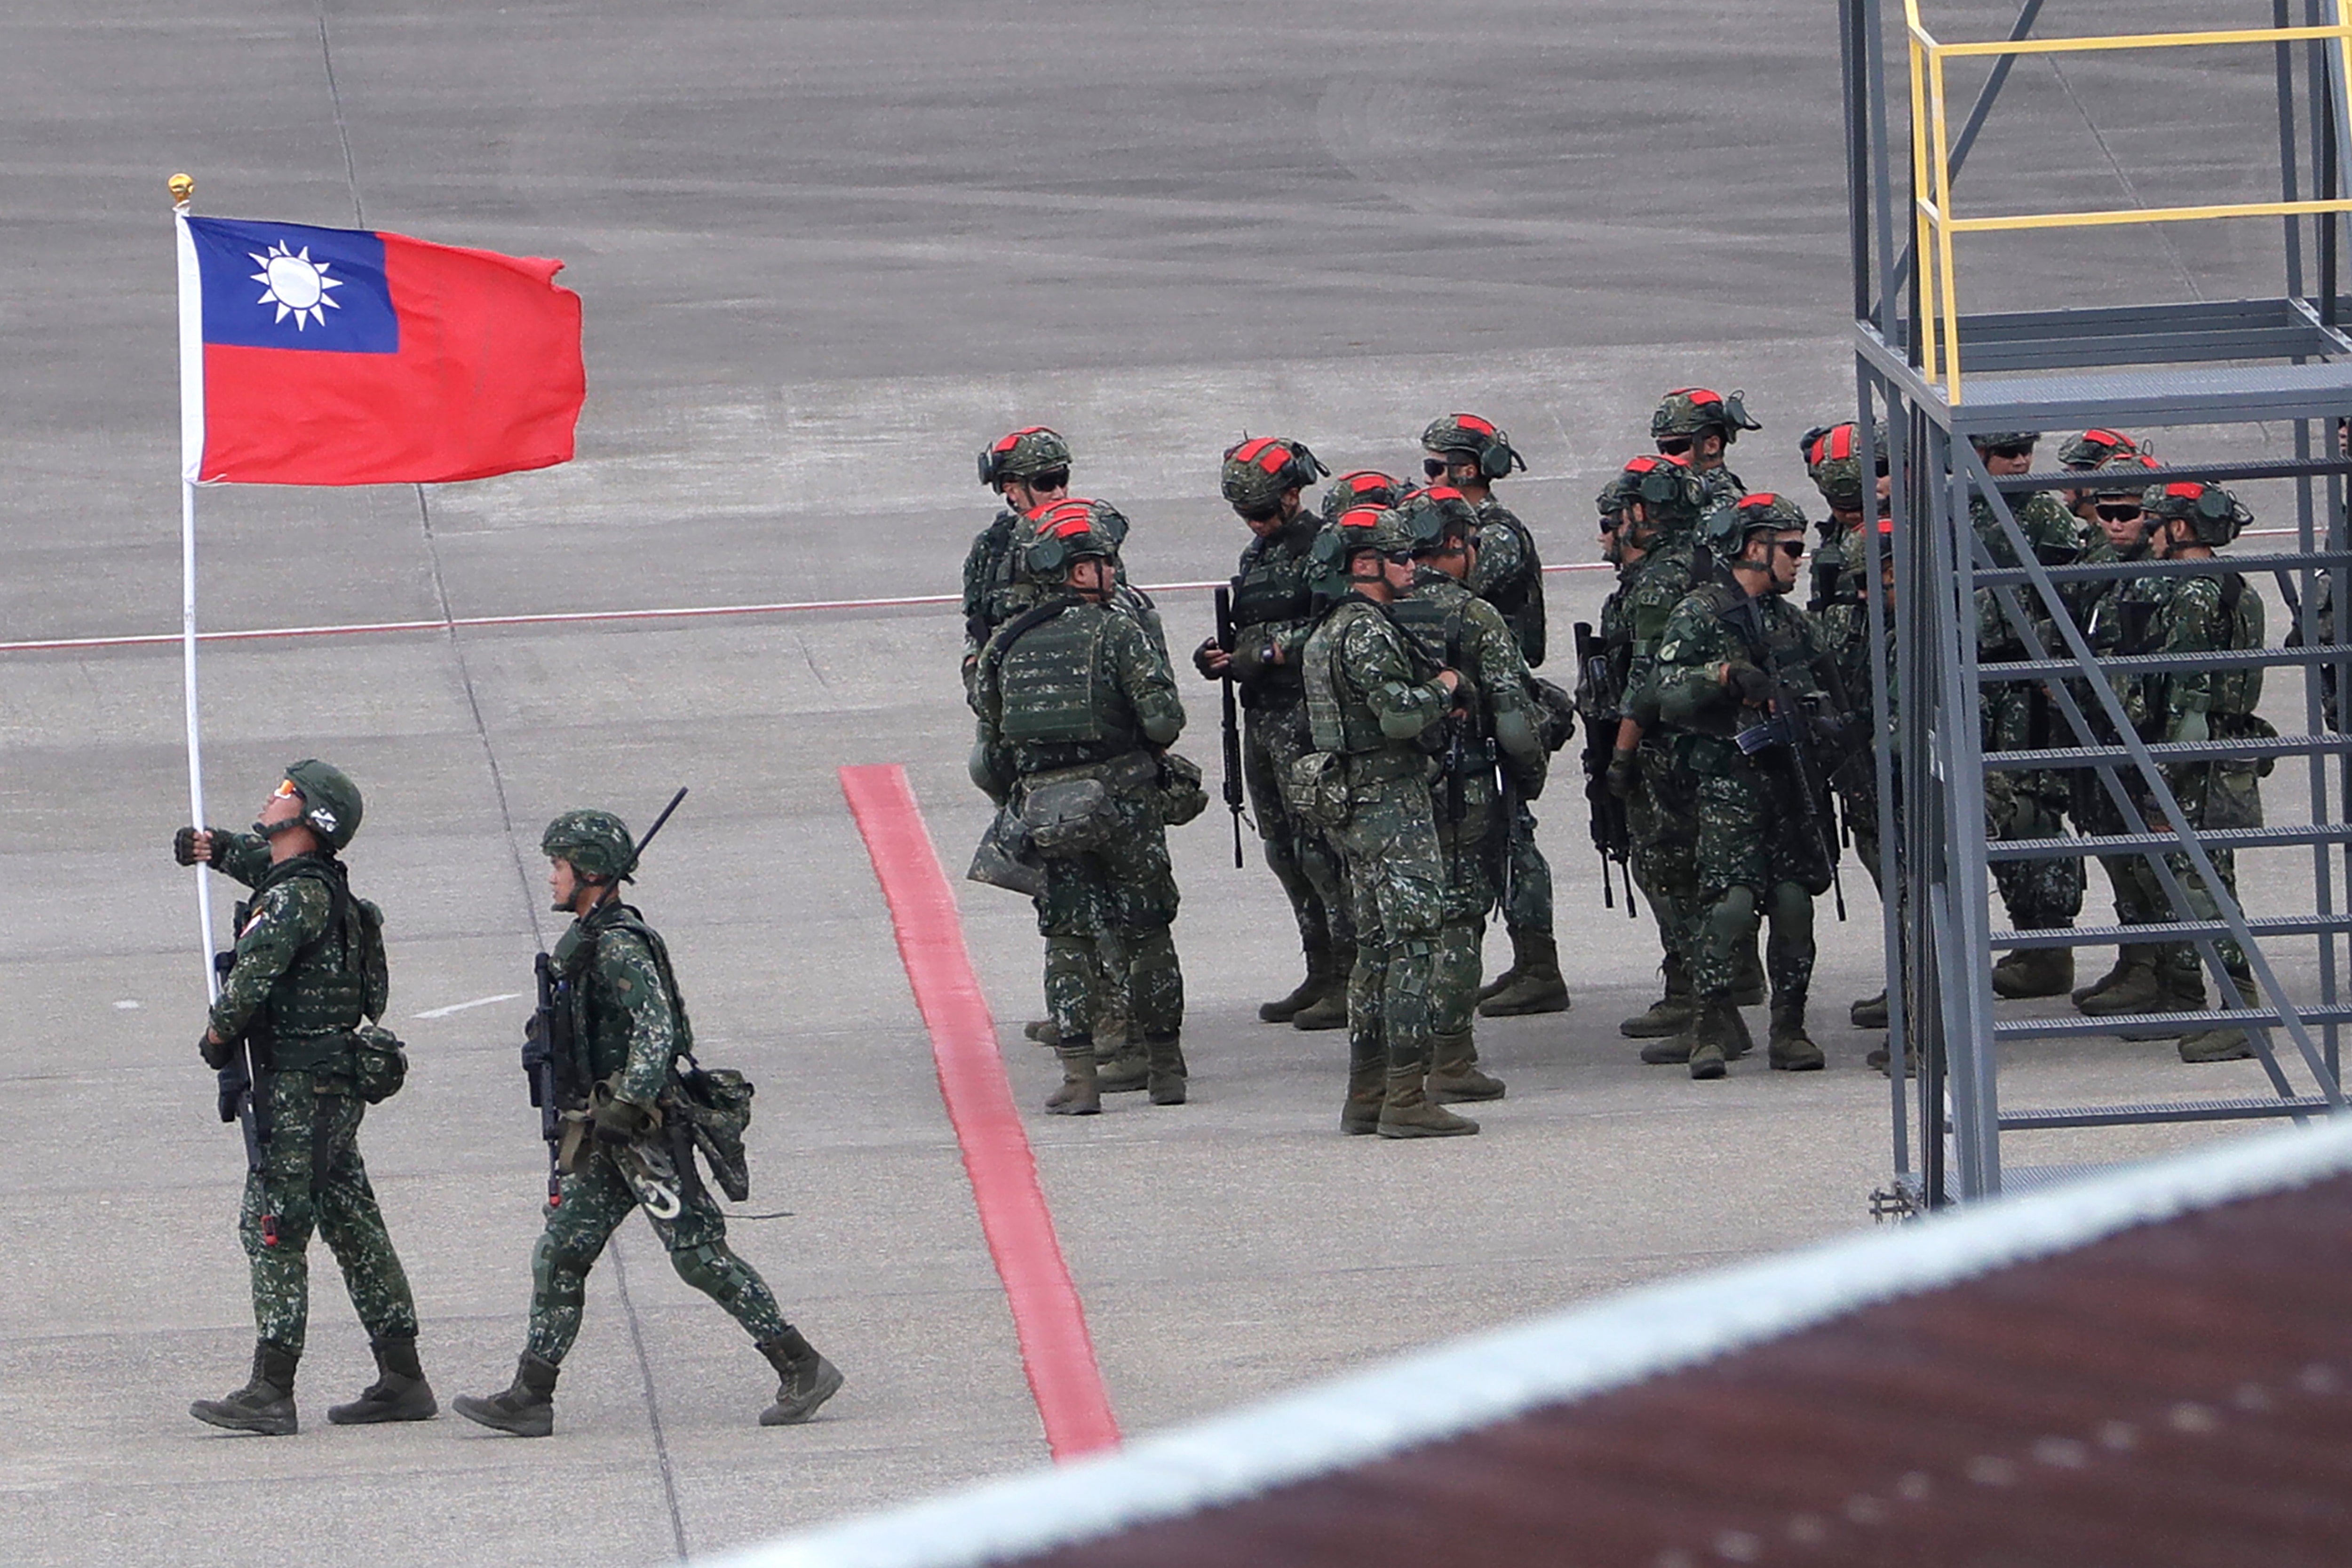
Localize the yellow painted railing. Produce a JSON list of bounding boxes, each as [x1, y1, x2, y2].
[[1907, 3, 2352, 402]]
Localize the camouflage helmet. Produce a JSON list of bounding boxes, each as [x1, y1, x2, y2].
[[1221, 436, 1330, 511], [1702, 491, 1811, 558], [1651, 387, 1761, 444], [977, 426, 1073, 489], [1595, 474, 1636, 523], [2091, 451, 2163, 499], [2142, 480, 2253, 546], [1969, 430, 2043, 452], [1617, 452, 1707, 530], [1023, 497, 1126, 576], [1311, 504, 1413, 575], [1320, 469, 1405, 522], [2057, 428, 2141, 470], [278, 759, 362, 852], [541, 809, 635, 882], [1800, 420, 1889, 511], [1421, 413, 1528, 480], [1401, 486, 1481, 554]]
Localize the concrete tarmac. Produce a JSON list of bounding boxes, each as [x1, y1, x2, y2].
[[0, 1, 2324, 1563]]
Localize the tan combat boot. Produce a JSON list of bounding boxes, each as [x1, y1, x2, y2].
[[1767, 996, 1825, 1072], [1144, 1033, 1188, 1105], [1376, 1065, 1480, 1138], [1621, 955, 1694, 1038], [1479, 929, 1570, 1017], [1991, 943, 2075, 999], [1290, 943, 1354, 1032], [1045, 1038, 1101, 1114], [1428, 1030, 1506, 1102]]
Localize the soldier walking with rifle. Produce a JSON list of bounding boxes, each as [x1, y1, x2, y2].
[[1194, 437, 1354, 1031], [455, 803, 841, 1436], [175, 760, 430, 1435]]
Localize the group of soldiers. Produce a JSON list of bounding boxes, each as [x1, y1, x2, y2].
[[173, 764, 842, 1436], [958, 394, 2284, 1112]]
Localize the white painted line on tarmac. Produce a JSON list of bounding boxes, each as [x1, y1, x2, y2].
[[412, 992, 525, 1019]]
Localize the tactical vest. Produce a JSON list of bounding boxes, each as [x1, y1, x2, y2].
[[1678, 583, 1816, 739], [1475, 501, 1546, 666], [560, 904, 696, 1084], [1391, 583, 1489, 745], [1306, 600, 1410, 756], [239, 855, 382, 1073], [992, 602, 1137, 755]]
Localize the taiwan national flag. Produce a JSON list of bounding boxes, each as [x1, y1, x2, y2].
[[176, 216, 585, 486]]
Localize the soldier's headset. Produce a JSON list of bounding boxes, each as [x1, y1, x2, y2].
[[1438, 413, 1529, 482], [1623, 454, 1697, 509], [2160, 482, 2250, 533], [1225, 437, 1331, 498], [1023, 500, 1126, 574]]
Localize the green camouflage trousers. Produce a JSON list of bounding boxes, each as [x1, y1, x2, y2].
[[525, 1145, 787, 1364], [1983, 684, 2083, 929], [1497, 795, 1552, 936], [1432, 773, 1501, 1038], [238, 1070, 418, 1356], [1246, 700, 1354, 954], [1629, 743, 1700, 980], [1692, 757, 1830, 1003], [1034, 784, 1183, 1044], [2105, 760, 2263, 986], [1337, 770, 1446, 1075]]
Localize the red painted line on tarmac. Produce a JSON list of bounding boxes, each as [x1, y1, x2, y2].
[[838, 763, 1122, 1462]]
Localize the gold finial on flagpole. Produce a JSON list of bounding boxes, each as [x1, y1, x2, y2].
[[169, 172, 194, 210]]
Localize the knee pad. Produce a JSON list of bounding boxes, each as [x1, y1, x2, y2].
[[530, 1231, 591, 1311], [1766, 881, 1812, 928], [671, 1242, 734, 1302]]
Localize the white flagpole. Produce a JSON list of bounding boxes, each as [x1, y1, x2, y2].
[[172, 173, 219, 1002]]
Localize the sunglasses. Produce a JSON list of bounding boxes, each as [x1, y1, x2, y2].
[[1235, 503, 1281, 524], [1654, 437, 1693, 456], [1422, 457, 1455, 478], [2095, 502, 2144, 523], [1776, 540, 1806, 559], [1383, 550, 1417, 565], [1983, 444, 2034, 462]]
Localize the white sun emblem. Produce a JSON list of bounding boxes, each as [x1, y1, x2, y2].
[[248, 241, 345, 330]]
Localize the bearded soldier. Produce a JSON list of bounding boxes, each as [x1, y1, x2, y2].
[[2092, 482, 2267, 1063], [1651, 386, 1761, 510], [974, 499, 1189, 1113], [1393, 486, 1549, 1102], [456, 811, 841, 1436], [1193, 438, 1350, 1029], [1303, 507, 1477, 1138], [1651, 496, 1842, 1079], [175, 760, 430, 1435], [1419, 414, 1564, 1016]]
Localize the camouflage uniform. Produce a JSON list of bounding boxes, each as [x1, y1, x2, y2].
[[523, 901, 793, 1364], [1470, 494, 1557, 970], [1621, 529, 1709, 1014], [977, 566, 1188, 1106], [1303, 568, 1476, 1137], [207, 835, 418, 1360], [1395, 557, 1548, 1097]]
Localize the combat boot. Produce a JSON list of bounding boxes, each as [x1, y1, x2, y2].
[[1991, 944, 2075, 1000], [452, 1353, 558, 1438], [1767, 997, 1825, 1072], [1638, 1020, 1695, 1064], [1621, 957, 1694, 1038], [2076, 961, 2163, 1018], [1849, 990, 1889, 1030], [2072, 945, 2151, 1007], [1094, 1036, 1149, 1094], [755, 1328, 844, 1425], [327, 1335, 437, 1425], [2118, 964, 2207, 1040], [1340, 1053, 1386, 1135], [1290, 944, 1354, 1031], [1687, 999, 1737, 1081], [1731, 938, 1767, 1008], [1260, 947, 1336, 1024], [1427, 1031, 1506, 1102], [1045, 1036, 1101, 1114], [1376, 1066, 1480, 1138], [191, 1340, 299, 1436], [1479, 930, 1570, 1016], [1144, 1033, 1188, 1106], [1023, 1018, 1058, 1047], [1475, 951, 1522, 1004]]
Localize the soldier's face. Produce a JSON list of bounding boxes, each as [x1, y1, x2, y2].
[[548, 857, 581, 913], [1004, 476, 1065, 512], [1423, 452, 1477, 488], [2097, 499, 2146, 553], [257, 785, 304, 833], [1068, 557, 1115, 600], [1769, 530, 1805, 592], [1978, 443, 2035, 476]]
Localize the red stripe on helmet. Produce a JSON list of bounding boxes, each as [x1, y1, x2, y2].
[[1338, 507, 1383, 531], [2164, 482, 2205, 501], [1344, 471, 1391, 494], [2085, 428, 2133, 449], [1032, 497, 1096, 526], [1232, 437, 1279, 466], [1736, 493, 1780, 510], [1670, 387, 1724, 406], [1828, 424, 1855, 461], [1452, 414, 1496, 435], [1423, 486, 1466, 502], [995, 425, 1051, 453], [1258, 445, 1292, 475], [1625, 455, 1662, 473]]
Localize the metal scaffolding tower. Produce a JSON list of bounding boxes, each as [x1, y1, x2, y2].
[[1839, 1, 2352, 1207]]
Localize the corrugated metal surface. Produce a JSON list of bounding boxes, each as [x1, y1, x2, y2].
[[1021, 1174, 2352, 1568]]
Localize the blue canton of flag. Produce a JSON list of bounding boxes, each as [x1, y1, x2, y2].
[[186, 217, 399, 353]]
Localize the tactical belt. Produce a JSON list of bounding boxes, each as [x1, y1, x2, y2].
[[1024, 749, 1156, 793], [1342, 748, 1430, 784]]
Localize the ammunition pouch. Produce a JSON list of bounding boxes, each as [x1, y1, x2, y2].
[[1286, 751, 1352, 830], [1530, 678, 1578, 753], [967, 802, 1047, 896], [1156, 751, 1210, 826], [1018, 752, 1150, 856], [669, 1065, 755, 1203], [352, 1023, 408, 1105]]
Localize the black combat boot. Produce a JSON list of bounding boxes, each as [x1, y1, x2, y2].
[[1767, 996, 1825, 1072], [756, 1328, 845, 1425], [453, 1353, 559, 1438], [327, 1335, 437, 1425], [1850, 989, 1889, 1029], [191, 1340, 299, 1436], [1144, 1032, 1188, 1106], [1730, 936, 1767, 1007], [1046, 1035, 1101, 1114]]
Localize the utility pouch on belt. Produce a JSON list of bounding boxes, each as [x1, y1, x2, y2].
[[670, 1065, 756, 1203], [1531, 677, 1578, 754], [1287, 751, 1352, 830], [1156, 751, 1210, 826], [1019, 775, 1118, 857], [351, 1022, 408, 1105], [967, 802, 1047, 896]]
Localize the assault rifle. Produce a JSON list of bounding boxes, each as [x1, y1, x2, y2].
[[1213, 584, 1246, 867], [1573, 621, 1637, 917], [1732, 631, 1847, 921], [524, 786, 689, 1203], [212, 946, 279, 1247]]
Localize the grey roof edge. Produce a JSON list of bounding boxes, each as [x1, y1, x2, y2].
[[707, 1121, 2352, 1568]]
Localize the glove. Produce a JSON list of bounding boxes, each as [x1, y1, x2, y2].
[[592, 1096, 652, 1146], [1726, 662, 1772, 706], [199, 1029, 234, 1071], [1192, 637, 1228, 680], [2169, 709, 2210, 745], [173, 827, 203, 866], [1605, 746, 1638, 800], [215, 1065, 246, 1124]]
